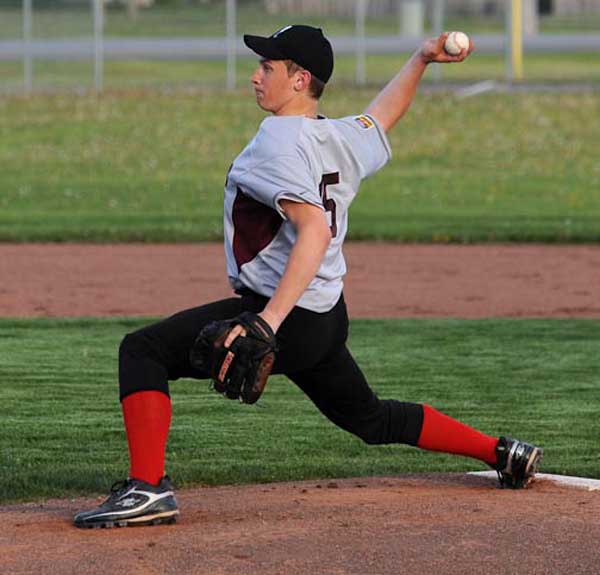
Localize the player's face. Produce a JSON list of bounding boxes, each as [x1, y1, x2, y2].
[[251, 59, 297, 114]]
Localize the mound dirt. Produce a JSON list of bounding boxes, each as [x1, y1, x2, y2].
[[1, 475, 599, 575]]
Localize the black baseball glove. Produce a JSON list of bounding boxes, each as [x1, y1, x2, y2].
[[189, 311, 277, 404]]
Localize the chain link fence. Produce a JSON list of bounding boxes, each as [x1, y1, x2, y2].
[[1, 0, 600, 94]]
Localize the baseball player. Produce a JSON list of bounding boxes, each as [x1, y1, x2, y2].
[[74, 25, 542, 528]]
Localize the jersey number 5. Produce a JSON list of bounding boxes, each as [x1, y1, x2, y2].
[[319, 172, 339, 238]]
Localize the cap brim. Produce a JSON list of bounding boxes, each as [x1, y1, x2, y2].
[[243, 35, 287, 60]]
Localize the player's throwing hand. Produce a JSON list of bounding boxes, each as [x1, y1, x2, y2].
[[420, 32, 474, 64]]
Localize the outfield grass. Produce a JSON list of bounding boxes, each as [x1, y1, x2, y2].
[[0, 317, 598, 503], [0, 88, 598, 242], [3, 52, 600, 93]]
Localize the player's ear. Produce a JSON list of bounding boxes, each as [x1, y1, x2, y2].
[[294, 69, 312, 92]]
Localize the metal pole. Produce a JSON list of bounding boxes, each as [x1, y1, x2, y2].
[[506, 0, 524, 82], [505, 0, 511, 82], [93, 0, 104, 93], [226, 0, 236, 91], [401, 0, 424, 38], [523, 0, 539, 36], [355, 0, 367, 86], [432, 0, 444, 35], [23, 0, 32, 95], [431, 0, 445, 83], [511, 0, 524, 80]]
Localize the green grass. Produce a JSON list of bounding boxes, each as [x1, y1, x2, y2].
[[3, 51, 600, 93], [1, 317, 598, 503], [0, 88, 599, 242]]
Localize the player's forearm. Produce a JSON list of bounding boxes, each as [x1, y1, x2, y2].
[[260, 216, 331, 332], [364, 49, 428, 132]]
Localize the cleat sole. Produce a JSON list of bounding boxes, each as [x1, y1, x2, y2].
[[75, 510, 179, 529]]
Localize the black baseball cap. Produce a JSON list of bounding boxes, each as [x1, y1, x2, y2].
[[243, 25, 334, 84]]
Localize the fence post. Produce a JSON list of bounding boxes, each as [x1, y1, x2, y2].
[[506, 0, 524, 82], [23, 0, 32, 95], [400, 0, 424, 38], [93, 0, 104, 93], [355, 0, 368, 86], [523, 0, 539, 36], [431, 0, 444, 83], [226, 0, 237, 91]]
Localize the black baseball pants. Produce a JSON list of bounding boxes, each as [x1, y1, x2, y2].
[[119, 290, 424, 446]]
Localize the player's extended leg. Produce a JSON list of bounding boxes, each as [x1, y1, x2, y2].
[[288, 345, 424, 446], [288, 345, 541, 488], [74, 297, 243, 528]]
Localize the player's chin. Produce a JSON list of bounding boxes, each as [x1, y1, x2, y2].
[[255, 94, 270, 111]]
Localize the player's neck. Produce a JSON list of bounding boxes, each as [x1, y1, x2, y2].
[[273, 97, 319, 119]]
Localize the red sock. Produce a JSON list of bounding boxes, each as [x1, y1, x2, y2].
[[121, 390, 171, 485], [417, 404, 498, 465]]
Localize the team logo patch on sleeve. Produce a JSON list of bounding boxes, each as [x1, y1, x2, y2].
[[354, 115, 374, 129]]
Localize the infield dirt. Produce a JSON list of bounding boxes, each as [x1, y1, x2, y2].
[[3, 243, 600, 318]]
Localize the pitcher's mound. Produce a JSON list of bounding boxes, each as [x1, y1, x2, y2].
[[2, 473, 599, 575]]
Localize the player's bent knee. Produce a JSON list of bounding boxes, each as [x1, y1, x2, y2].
[[119, 331, 171, 401], [119, 331, 152, 360]]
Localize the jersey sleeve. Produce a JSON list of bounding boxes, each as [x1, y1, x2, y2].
[[237, 153, 323, 220], [334, 114, 392, 179]]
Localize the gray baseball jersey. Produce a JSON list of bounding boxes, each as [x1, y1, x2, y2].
[[224, 113, 391, 312]]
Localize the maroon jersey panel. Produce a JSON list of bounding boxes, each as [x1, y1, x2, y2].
[[232, 187, 283, 271]]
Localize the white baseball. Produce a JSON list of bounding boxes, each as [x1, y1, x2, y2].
[[444, 31, 469, 56]]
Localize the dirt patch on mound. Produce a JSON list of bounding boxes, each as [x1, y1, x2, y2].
[[2, 475, 599, 575]]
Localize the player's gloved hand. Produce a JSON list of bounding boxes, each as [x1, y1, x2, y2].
[[189, 311, 277, 404]]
